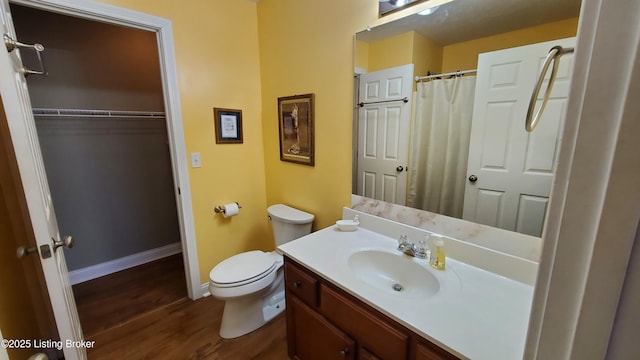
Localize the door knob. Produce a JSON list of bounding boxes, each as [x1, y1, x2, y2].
[[468, 175, 478, 182], [340, 347, 350, 357], [396, 166, 404, 172], [52, 235, 74, 252], [16, 245, 38, 259], [28, 354, 48, 360]]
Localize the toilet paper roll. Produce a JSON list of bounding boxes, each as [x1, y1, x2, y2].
[[222, 203, 239, 218]]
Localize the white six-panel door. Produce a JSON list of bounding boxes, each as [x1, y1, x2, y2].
[[356, 64, 413, 205], [463, 38, 576, 237], [0, 1, 86, 359]]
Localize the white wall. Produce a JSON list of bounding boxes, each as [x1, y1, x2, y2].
[[606, 221, 640, 359]]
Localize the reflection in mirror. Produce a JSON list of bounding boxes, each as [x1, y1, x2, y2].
[[379, 0, 426, 17], [354, 0, 581, 237]]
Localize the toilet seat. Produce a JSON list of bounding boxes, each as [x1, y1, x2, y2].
[[210, 250, 276, 288]]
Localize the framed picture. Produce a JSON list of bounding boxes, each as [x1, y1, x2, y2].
[[214, 108, 243, 144], [278, 94, 314, 166]]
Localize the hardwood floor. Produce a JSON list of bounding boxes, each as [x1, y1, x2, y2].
[[73, 254, 289, 359], [87, 297, 288, 359], [73, 254, 188, 338]]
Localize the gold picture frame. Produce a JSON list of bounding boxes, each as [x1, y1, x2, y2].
[[277, 94, 314, 166]]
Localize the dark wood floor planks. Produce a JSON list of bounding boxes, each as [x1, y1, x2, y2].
[[73, 254, 188, 338], [73, 254, 289, 359], [87, 297, 288, 359]]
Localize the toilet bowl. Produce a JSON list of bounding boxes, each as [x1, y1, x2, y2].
[[208, 204, 314, 339]]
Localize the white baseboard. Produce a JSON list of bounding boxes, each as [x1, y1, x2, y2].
[[69, 242, 182, 285], [201, 283, 211, 297]]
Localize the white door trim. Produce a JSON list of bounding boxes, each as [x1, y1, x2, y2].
[[0, 328, 9, 360], [10, 0, 201, 299], [525, 0, 640, 357]]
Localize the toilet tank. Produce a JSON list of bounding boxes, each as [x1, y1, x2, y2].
[[267, 204, 314, 247]]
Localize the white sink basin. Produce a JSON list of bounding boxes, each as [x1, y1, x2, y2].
[[348, 250, 440, 298]]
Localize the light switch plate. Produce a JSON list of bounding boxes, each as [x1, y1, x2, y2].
[[191, 152, 201, 168]]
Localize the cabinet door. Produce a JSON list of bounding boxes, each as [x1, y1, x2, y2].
[[320, 285, 408, 359], [287, 295, 355, 360], [415, 342, 459, 360], [285, 260, 319, 307]]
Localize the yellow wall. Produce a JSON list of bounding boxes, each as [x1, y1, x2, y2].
[[368, 31, 414, 72], [93, 0, 378, 282], [361, 31, 443, 75], [84, 2, 577, 285], [357, 18, 577, 78], [257, 0, 376, 230], [364, 31, 443, 85], [97, 0, 269, 282], [412, 32, 444, 84], [442, 18, 579, 72], [355, 40, 369, 71]]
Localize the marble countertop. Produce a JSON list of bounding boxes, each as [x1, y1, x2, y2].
[[278, 224, 534, 359]]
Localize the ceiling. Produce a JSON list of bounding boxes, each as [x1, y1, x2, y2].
[[360, 0, 582, 45]]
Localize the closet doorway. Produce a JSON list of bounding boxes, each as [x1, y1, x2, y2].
[[10, 3, 189, 337]]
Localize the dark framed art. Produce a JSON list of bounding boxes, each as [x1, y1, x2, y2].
[[277, 93, 314, 166], [213, 108, 243, 144]]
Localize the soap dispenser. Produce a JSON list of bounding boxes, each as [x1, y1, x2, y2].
[[429, 234, 446, 270]]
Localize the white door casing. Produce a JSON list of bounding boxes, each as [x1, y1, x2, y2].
[[463, 38, 576, 237], [356, 64, 413, 205], [0, 0, 200, 357], [25, 0, 198, 286], [0, 1, 85, 358], [5, 0, 200, 299]]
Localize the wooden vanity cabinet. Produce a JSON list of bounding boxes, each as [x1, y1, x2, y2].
[[415, 341, 459, 360], [287, 295, 355, 360], [284, 257, 460, 360]]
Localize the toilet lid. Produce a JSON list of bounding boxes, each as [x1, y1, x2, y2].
[[210, 250, 276, 285]]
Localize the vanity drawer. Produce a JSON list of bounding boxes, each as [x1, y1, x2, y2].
[[320, 284, 408, 360], [285, 260, 319, 307]]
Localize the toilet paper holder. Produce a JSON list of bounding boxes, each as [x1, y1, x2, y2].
[[214, 202, 242, 215]]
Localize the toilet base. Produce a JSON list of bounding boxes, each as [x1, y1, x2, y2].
[[218, 272, 285, 339]]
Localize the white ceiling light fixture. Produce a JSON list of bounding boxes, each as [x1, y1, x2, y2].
[[380, 0, 410, 7], [418, 5, 440, 15]]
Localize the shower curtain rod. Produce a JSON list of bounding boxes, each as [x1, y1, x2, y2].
[[415, 69, 477, 82]]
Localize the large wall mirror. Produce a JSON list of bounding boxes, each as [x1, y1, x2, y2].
[[353, 0, 582, 237]]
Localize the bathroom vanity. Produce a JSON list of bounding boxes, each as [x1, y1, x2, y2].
[[285, 257, 458, 359], [279, 208, 536, 360]]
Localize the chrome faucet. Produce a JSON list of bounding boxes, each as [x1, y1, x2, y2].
[[397, 235, 427, 259]]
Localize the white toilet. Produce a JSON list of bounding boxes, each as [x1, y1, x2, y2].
[[208, 204, 314, 339]]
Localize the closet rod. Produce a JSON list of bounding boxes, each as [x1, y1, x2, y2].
[[415, 69, 477, 81], [32, 108, 165, 118]]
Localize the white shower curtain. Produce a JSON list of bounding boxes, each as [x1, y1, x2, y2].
[[407, 76, 476, 218]]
